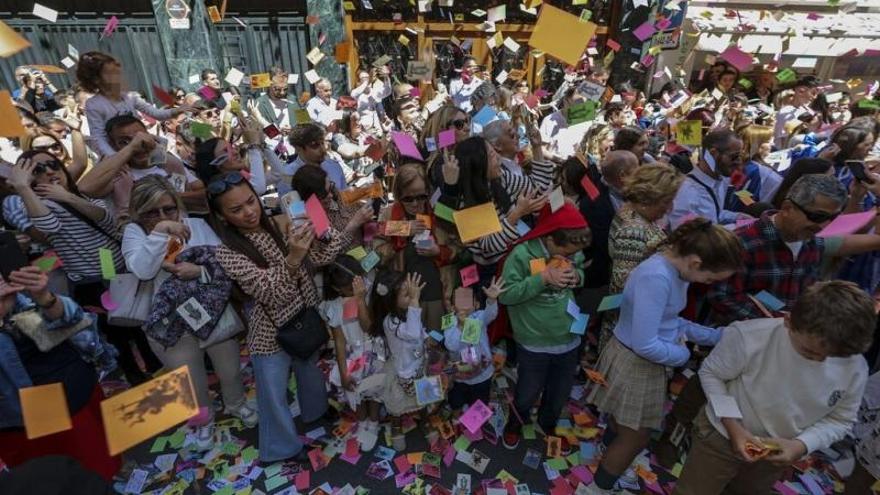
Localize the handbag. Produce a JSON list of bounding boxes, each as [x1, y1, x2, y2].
[[198, 304, 244, 349], [269, 304, 329, 360], [12, 310, 94, 352], [108, 274, 154, 327]]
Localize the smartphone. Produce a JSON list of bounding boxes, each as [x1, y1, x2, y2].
[[846, 160, 875, 184], [0, 231, 29, 282], [280, 191, 307, 226]]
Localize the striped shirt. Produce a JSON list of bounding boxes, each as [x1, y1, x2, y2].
[[466, 158, 556, 265], [30, 198, 124, 281]]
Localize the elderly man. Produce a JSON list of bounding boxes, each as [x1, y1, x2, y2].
[[252, 67, 300, 133], [306, 78, 338, 125], [580, 150, 639, 288], [655, 173, 880, 468], [483, 120, 522, 175], [669, 129, 745, 229]]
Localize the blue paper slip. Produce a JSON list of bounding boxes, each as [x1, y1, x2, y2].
[[516, 220, 531, 236], [580, 442, 597, 461], [429, 330, 444, 342], [597, 294, 623, 312], [472, 105, 498, 127], [570, 314, 589, 335], [754, 290, 784, 311], [360, 251, 380, 272], [566, 299, 581, 319]]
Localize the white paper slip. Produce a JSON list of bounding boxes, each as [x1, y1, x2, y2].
[[503, 37, 521, 53], [287, 73, 299, 85], [305, 69, 320, 84], [60, 57, 76, 69], [224, 67, 244, 86], [709, 394, 743, 419], [188, 74, 200, 85], [176, 297, 212, 331], [67, 43, 79, 60], [549, 186, 565, 212], [33, 3, 59, 23]]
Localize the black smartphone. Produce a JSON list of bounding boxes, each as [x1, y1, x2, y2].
[[846, 160, 875, 184], [0, 231, 28, 282]]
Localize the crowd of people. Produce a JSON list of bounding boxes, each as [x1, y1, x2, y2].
[[2, 48, 880, 495]]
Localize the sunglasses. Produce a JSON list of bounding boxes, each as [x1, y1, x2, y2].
[[788, 197, 840, 224], [448, 118, 469, 130], [400, 194, 428, 204], [142, 205, 179, 219], [206, 172, 246, 196], [32, 160, 63, 175]]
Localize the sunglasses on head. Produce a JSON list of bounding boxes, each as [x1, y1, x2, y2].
[[32, 160, 63, 175], [448, 118, 469, 130], [788, 197, 840, 224], [206, 172, 246, 196]]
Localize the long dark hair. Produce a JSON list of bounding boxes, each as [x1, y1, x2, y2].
[[368, 269, 406, 338], [323, 254, 365, 300], [291, 165, 329, 201], [195, 137, 223, 185], [454, 136, 510, 212], [14, 150, 81, 198], [206, 175, 287, 268]]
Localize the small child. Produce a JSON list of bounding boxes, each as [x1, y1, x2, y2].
[[673, 280, 874, 495], [443, 278, 505, 410], [320, 255, 385, 452], [371, 270, 428, 450]]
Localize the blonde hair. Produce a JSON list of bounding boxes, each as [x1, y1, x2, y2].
[[582, 124, 613, 160], [419, 105, 466, 148], [622, 164, 684, 205], [392, 162, 428, 201], [20, 129, 71, 164], [737, 124, 773, 161], [129, 175, 186, 228]]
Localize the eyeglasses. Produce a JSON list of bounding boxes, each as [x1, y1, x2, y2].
[[788, 197, 840, 224], [32, 160, 63, 175], [400, 194, 428, 204], [206, 172, 246, 196], [448, 118, 469, 130], [175, 93, 185, 99], [142, 205, 179, 219]]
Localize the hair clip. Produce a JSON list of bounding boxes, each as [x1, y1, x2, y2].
[[376, 283, 389, 296]]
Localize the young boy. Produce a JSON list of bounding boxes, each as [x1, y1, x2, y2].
[[499, 203, 590, 449], [673, 280, 875, 495]]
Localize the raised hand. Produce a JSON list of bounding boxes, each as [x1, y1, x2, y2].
[[442, 148, 460, 185], [481, 277, 507, 301]]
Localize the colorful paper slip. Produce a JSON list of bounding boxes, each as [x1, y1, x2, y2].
[[597, 294, 623, 312], [0, 20, 31, 58], [632, 21, 657, 41], [817, 210, 877, 237], [19, 383, 72, 439], [529, 258, 547, 275], [461, 318, 482, 345], [304, 194, 331, 237], [434, 202, 456, 222], [459, 264, 479, 287], [718, 45, 753, 72], [391, 131, 424, 161], [675, 120, 702, 146], [360, 251, 380, 272], [570, 313, 589, 335], [0, 90, 27, 138], [342, 297, 358, 321], [441, 312, 456, 329], [100, 365, 199, 455], [98, 247, 116, 280], [460, 400, 493, 434], [452, 203, 503, 244], [529, 4, 596, 67], [438, 129, 456, 149], [152, 85, 176, 106], [580, 174, 600, 201], [753, 290, 785, 312]]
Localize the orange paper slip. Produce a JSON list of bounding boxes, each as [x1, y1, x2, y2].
[[100, 365, 199, 455], [452, 202, 503, 244], [19, 383, 72, 439]]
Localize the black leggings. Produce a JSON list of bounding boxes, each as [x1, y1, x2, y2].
[[71, 280, 162, 385]]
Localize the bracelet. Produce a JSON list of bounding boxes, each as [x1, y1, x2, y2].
[[37, 294, 57, 309], [286, 259, 301, 271]]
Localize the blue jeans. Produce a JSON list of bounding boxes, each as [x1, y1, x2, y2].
[[252, 350, 328, 462], [512, 344, 579, 432]]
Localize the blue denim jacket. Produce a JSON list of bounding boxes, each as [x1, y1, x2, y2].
[[0, 294, 84, 428]]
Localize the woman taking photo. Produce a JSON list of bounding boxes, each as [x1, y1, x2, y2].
[[208, 171, 351, 464], [122, 175, 256, 451], [7, 150, 161, 385]]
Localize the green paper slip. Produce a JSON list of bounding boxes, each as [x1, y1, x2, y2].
[[98, 247, 116, 280], [149, 436, 168, 453], [546, 457, 568, 470], [189, 120, 214, 139], [241, 445, 259, 464], [460, 318, 481, 344], [453, 436, 471, 452], [264, 475, 289, 491], [441, 313, 456, 330], [434, 202, 455, 222], [33, 255, 59, 272], [523, 424, 536, 440], [167, 429, 186, 448]]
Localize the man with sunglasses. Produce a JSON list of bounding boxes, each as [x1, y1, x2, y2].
[[655, 173, 880, 468], [252, 67, 300, 135], [669, 129, 748, 229]]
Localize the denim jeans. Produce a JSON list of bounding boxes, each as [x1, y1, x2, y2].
[[512, 344, 579, 432], [252, 350, 328, 462]]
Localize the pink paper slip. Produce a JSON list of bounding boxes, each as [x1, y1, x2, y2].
[[719, 45, 753, 72], [343, 297, 358, 321], [304, 194, 331, 238], [632, 21, 656, 42], [580, 175, 600, 201], [460, 400, 493, 434], [391, 131, 424, 161], [459, 264, 479, 287], [817, 210, 876, 237], [295, 470, 310, 491], [438, 129, 456, 149]]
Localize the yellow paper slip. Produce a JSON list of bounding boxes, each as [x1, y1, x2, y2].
[[0, 20, 30, 58], [19, 382, 73, 439], [0, 90, 27, 138], [529, 4, 596, 67], [452, 202, 503, 244], [100, 365, 199, 455], [675, 120, 702, 146]]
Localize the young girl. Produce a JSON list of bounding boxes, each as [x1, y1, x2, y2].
[[585, 218, 743, 495], [77, 51, 194, 158], [443, 277, 505, 410], [320, 254, 386, 451], [371, 270, 428, 450]]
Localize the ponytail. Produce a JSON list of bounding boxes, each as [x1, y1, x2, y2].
[[663, 218, 743, 272]]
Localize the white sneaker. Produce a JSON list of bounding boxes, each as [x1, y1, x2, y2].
[[358, 421, 379, 452], [193, 423, 215, 451], [226, 400, 259, 429]]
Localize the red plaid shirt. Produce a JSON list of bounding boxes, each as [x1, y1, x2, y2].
[[706, 213, 834, 325]]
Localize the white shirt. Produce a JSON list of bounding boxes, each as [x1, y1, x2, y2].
[[384, 306, 427, 379], [700, 318, 867, 454], [449, 76, 483, 113], [351, 80, 391, 134], [85, 92, 176, 157], [773, 104, 811, 149], [306, 96, 339, 125]]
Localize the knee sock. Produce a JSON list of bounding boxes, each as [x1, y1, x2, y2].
[[594, 465, 619, 490]]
